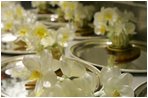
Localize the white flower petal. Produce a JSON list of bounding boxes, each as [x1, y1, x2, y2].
[[100, 66, 121, 84], [42, 71, 58, 88], [34, 79, 44, 96], [61, 58, 86, 77], [125, 22, 136, 34], [57, 26, 75, 47], [39, 50, 53, 73], [51, 59, 62, 71], [118, 73, 133, 86], [41, 36, 55, 47], [23, 55, 41, 72], [119, 85, 134, 97]]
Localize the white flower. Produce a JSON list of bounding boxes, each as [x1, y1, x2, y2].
[[5, 61, 31, 80], [101, 7, 119, 24], [2, 2, 36, 35], [124, 22, 136, 34], [32, 22, 49, 39], [99, 66, 134, 97], [15, 4, 26, 19], [24, 22, 56, 52], [60, 56, 87, 78], [23, 50, 61, 96], [25, 34, 43, 52], [32, 57, 99, 97], [59, 1, 78, 20], [74, 3, 86, 24], [41, 29, 56, 47], [2, 21, 14, 32], [56, 25, 75, 47], [59, 1, 94, 28], [23, 51, 100, 97], [23, 50, 61, 78], [17, 23, 32, 37], [84, 5, 95, 21], [93, 7, 136, 36], [94, 23, 107, 35], [72, 71, 99, 96]]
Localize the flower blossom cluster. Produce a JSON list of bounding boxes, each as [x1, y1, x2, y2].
[[59, 1, 95, 28], [94, 7, 136, 37], [24, 22, 75, 53], [22, 50, 99, 97], [94, 66, 134, 97], [1, 2, 36, 34]]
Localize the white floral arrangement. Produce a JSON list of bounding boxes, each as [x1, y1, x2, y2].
[[7, 50, 99, 97], [94, 7, 136, 48], [22, 22, 75, 59], [1, 2, 36, 34], [95, 66, 134, 97], [59, 1, 95, 28], [24, 22, 75, 49], [94, 7, 136, 36], [2, 2, 75, 59], [2, 3, 135, 97], [6, 50, 134, 97]]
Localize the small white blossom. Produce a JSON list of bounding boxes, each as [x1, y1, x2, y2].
[[23, 50, 61, 96], [94, 7, 136, 36], [97, 66, 134, 97], [56, 25, 75, 47]]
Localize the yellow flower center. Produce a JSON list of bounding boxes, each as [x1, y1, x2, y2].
[[104, 12, 113, 21], [34, 26, 48, 39], [19, 28, 28, 36], [99, 25, 106, 34], [113, 90, 120, 97], [29, 70, 42, 81], [63, 33, 69, 40], [61, 33, 69, 44], [4, 22, 13, 31]]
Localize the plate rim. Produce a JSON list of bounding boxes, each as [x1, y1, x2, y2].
[[134, 81, 147, 97], [1, 49, 36, 55]]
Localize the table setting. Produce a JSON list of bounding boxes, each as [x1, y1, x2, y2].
[[1, 1, 147, 97]]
